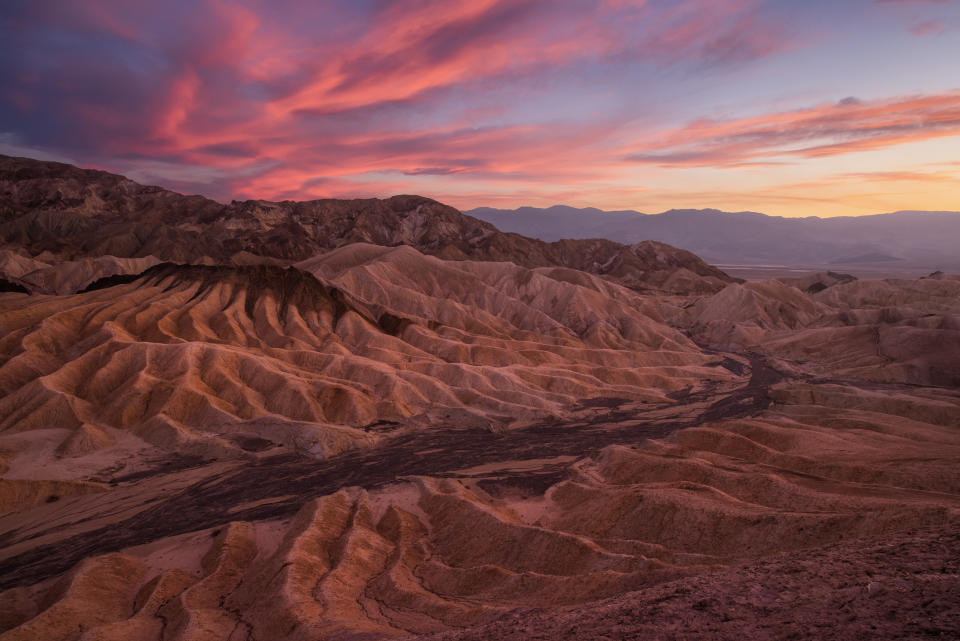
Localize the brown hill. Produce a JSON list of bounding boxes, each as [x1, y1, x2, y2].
[[1, 155, 959, 641], [0, 155, 733, 294]]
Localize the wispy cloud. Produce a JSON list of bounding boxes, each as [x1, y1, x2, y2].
[[1, 0, 958, 217], [910, 19, 947, 34], [0, 0, 795, 196], [624, 91, 960, 166], [833, 169, 959, 182]]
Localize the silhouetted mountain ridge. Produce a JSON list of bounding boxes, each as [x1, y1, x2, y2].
[[467, 205, 960, 269], [0, 155, 734, 294]]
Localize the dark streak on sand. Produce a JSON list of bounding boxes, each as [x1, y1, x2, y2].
[[474, 468, 571, 498], [0, 356, 782, 590]]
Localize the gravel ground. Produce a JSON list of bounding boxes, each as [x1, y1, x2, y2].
[[410, 523, 960, 641]]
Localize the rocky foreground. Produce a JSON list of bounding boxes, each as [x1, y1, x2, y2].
[[0, 157, 958, 640], [415, 524, 960, 641]]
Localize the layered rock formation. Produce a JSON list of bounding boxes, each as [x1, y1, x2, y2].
[[1, 376, 957, 639], [686, 277, 960, 386], [0, 156, 958, 640], [0, 251, 728, 479]]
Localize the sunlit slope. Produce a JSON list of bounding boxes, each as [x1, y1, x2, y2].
[[1, 379, 957, 639], [0, 250, 727, 479]]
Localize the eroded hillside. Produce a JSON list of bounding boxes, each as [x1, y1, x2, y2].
[[0, 158, 959, 640]]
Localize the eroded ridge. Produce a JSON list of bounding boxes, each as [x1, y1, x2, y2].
[[0, 160, 959, 640], [1, 356, 958, 639]]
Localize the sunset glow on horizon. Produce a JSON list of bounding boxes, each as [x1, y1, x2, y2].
[[2, 0, 959, 217]]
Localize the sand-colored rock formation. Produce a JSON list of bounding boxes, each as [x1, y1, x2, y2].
[[0, 478, 107, 516], [0, 251, 728, 484], [13, 255, 163, 295], [2, 260, 959, 640], [686, 276, 960, 386], [1, 155, 959, 640], [1, 377, 957, 638]]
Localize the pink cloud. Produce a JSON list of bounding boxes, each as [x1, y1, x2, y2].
[[0, 0, 805, 206], [60, 0, 784, 190], [624, 91, 960, 166], [910, 19, 946, 35]]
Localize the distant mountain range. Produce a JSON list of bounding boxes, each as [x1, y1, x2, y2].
[[0, 155, 733, 295], [466, 206, 960, 270]]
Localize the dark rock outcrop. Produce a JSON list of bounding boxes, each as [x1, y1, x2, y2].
[[0, 155, 735, 294]]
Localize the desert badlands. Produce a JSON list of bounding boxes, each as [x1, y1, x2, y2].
[[0, 156, 958, 640]]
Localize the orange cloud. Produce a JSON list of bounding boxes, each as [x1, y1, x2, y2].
[[625, 91, 960, 166], [9, 0, 955, 219]]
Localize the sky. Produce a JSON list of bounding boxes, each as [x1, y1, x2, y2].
[[1, 0, 959, 217]]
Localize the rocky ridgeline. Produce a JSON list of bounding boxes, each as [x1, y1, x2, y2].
[[0, 154, 733, 295]]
